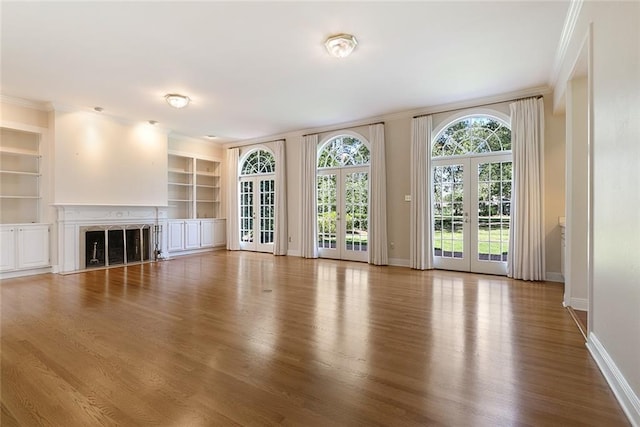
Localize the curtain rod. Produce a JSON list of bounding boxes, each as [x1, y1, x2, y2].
[[412, 95, 543, 119], [302, 121, 385, 137], [228, 138, 285, 149]]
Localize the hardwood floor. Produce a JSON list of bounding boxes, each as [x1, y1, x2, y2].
[[1, 251, 629, 426]]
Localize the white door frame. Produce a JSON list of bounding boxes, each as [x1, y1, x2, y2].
[[239, 175, 275, 253], [317, 167, 369, 262], [432, 152, 511, 275]]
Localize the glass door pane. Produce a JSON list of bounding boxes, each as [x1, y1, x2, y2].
[[471, 156, 511, 275], [317, 173, 339, 258], [239, 180, 254, 249], [343, 171, 368, 260], [433, 163, 468, 271], [258, 178, 275, 249]]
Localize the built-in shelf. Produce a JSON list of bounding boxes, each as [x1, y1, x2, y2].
[[168, 153, 221, 220], [1, 127, 42, 224]]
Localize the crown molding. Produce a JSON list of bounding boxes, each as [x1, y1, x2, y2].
[[223, 85, 552, 149], [549, 0, 584, 89], [0, 94, 51, 111]]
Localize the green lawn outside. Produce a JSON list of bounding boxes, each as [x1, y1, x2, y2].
[[434, 228, 509, 255]]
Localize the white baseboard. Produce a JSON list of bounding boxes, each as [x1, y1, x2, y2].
[[0, 266, 53, 280], [587, 332, 640, 427], [546, 271, 564, 282], [570, 297, 589, 311], [287, 249, 301, 257], [389, 258, 410, 267]]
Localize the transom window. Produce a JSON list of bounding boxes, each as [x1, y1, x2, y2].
[[241, 149, 275, 175], [318, 136, 370, 168], [433, 116, 511, 157]]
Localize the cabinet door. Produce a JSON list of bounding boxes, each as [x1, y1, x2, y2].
[[184, 220, 201, 249], [213, 219, 226, 247], [200, 220, 214, 248], [17, 225, 49, 269], [0, 227, 17, 271], [167, 221, 185, 252]]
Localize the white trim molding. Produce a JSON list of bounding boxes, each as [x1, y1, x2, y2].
[[545, 271, 564, 283], [549, 0, 584, 88], [389, 258, 410, 268], [587, 333, 640, 427]]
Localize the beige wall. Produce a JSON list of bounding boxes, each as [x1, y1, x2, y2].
[[53, 110, 168, 206], [244, 94, 566, 274], [556, 0, 640, 415], [565, 77, 589, 305]]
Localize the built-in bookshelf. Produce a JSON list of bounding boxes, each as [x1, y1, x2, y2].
[[168, 153, 221, 220], [0, 128, 41, 224]]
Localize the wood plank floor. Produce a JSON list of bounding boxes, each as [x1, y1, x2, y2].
[[1, 251, 629, 426]]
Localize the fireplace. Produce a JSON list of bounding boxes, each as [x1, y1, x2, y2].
[[82, 225, 152, 269]]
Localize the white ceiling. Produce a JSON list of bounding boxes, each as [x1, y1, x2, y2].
[[1, 1, 569, 143]]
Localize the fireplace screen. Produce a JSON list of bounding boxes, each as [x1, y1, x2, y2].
[[85, 225, 152, 269]]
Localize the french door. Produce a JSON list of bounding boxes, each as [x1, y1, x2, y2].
[[317, 167, 369, 262], [432, 154, 511, 275], [239, 176, 275, 252]]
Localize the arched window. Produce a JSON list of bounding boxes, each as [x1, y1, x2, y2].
[[239, 148, 276, 252], [318, 136, 370, 168], [431, 114, 512, 276], [241, 149, 275, 175], [433, 116, 511, 157], [316, 134, 370, 262]]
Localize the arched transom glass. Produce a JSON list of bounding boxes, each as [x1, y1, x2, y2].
[[318, 136, 370, 168], [433, 116, 511, 157], [241, 149, 275, 175]]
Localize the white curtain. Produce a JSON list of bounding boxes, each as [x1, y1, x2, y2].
[[273, 140, 288, 255], [369, 123, 388, 265], [410, 116, 434, 270], [300, 134, 318, 258], [508, 97, 545, 280], [226, 147, 240, 250]]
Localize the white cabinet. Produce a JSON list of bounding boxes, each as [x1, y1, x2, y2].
[[167, 220, 185, 252], [0, 224, 50, 272], [184, 220, 201, 249], [167, 219, 225, 254], [201, 219, 215, 247], [213, 219, 226, 247], [0, 227, 17, 271]]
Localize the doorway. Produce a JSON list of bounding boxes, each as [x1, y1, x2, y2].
[[316, 135, 370, 262], [431, 115, 512, 275]]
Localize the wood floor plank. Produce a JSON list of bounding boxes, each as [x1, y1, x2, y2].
[[1, 251, 630, 426]]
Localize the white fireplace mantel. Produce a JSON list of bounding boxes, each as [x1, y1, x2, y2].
[[55, 204, 169, 273]]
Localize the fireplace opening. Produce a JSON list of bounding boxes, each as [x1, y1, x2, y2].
[[83, 225, 152, 269], [86, 231, 106, 267], [108, 230, 125, 265]]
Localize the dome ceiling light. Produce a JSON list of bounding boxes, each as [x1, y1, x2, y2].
[[165, 93, 190, 109], [324, 33, 358, 58]]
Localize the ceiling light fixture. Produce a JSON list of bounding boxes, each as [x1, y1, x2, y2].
[[93, 106, 104, 112], [148, 120, 158, 125], [324, 33, 358, 58], [164, 93, 190, 109], [205, 135, 216, 139]]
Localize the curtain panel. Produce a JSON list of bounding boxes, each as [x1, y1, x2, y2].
[[301, 134, 319, 258], [369, 123, 388, 265], [273, 140, 288, 255], [508, 98, 546, 280], [226, 147, 240, 250], [410, 116, 434, 270]]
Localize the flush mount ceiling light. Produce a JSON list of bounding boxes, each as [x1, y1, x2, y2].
[[164, 93, 190, 109], [324, 33, 358, 58]]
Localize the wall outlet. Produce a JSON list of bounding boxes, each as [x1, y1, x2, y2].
[[404, 195, 411, 202]]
